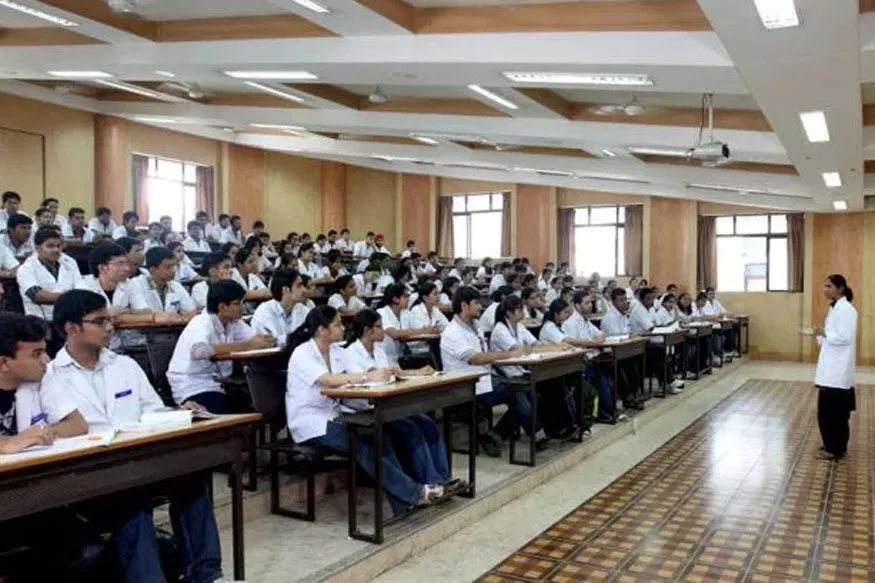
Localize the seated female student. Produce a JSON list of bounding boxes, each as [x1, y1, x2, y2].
[[251, 268, 307, 348], [191, 251, 232, 309], [243, 237, 272, 273], [694, 291, 724, 367], [559, 286, 574, 306], [376, 284, 441, 365], [325, 249, 348, 279], [231, 247, 272, 311], [292, 274, 317, 326], [461, 266, 477, 287], [286, 306, 447, 514], [328, 274, 367, 317], [676, 292, 695, 323], [476, 257, 493, 280], [168, 241, 199, 282], [439, 276, 460, 306], [490, 295, 570, 443], [521, 273, 538, 291], [407, 282, 449, 331], [220, 241, 239, 265], [479, 285, 513, 334], [521, 287, 544, 323], [702, 286, 737, 356], [448, 258, 465, 280], [538, 265, 554, 292], [545, 276, 562, 304]]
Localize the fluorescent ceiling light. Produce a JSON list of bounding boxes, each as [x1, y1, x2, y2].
[[514, 167, 575, 177], [290, 0, 331, 14], [47, 70, 112, 79], [225, 70, 317, 81], [249, 123, 306, 131], [578, 175, 649, 185], [132, 116, 179, 124], [412, 136, 440, 145], [415, 132, 488, 144], [753, 0, 799, 30], [443, 162, 508, 171], [627, 146, 688, 158], [833, 200, 847, 211], [467, 85, 519, 110], [600, 149, 616, 158], [799, 111, 829, 143], [371, 155, 422, 163], [154, 70, 176, 78], [822, 171, 842, 188], [95, 79, 163, 99], [0, 0, 78, 26], [244, 81, 306, 104], [502, 72, 653, 87]]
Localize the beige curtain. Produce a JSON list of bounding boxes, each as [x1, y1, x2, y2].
[[196, 166, 216, 220], [624, 205, 643, 276], [557, 208, 575, 271], [697, 216, 717, 290], [437, 196, 454, 258], [132, 154, 150, 221], [787, 213, 804, 292], [501, 192, 511, 257]]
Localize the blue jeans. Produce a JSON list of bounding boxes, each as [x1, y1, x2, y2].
[[109, 478, 222, 583], [305, 420, 421, 516], [478, 376, 537, 439], [389, 414, 450, 485]]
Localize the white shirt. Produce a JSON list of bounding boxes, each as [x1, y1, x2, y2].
[[0, 209, 28, 233], [88, 217, 117, 236], [167, 313, 255, 404], [545, 288, 559, 305], [440, 317, 493, 395], [490, 321, 538, 377], [562, 311, 601, 342], [352, 274, 379, 297], [479, 302, 500, 333], [219, 228, 243, 245], [111, 226, 135, 240], [407, 303, 449, 330], [333, 238, 351, 251], [206, 224, 223, 242], [448, 268, 462, 280], [376, 306, 408, 365], [291, 301, 314, 331], [41, 348, 163, 433], [476, 266, 489, 279], [629, 302, 655, 334], [328, 293, 366, 311], [12, 381, 77, 434], [539, 320, 567, 344], [143, 237, 162, 251], [75, 275, 145, 312], [128, 275, 196, 313], [61, 223, 94, 243], [700, 299, 726, 317], [0, 234, 34, 261], [191, 281, 209, 309], [299, 261, 328, 280], [251, 299, 297, 348], [400, 249, 415, 259], [654, 305, 678, 327], [489, 274, 507, 294], [352, 240, 374, 259], [17, 254, 82, 320], [175, 260, 198, 282], [815, 296, 857, 389], [231, 268, 266, 292], [285, 339, 344, 443], [316, 242, 332, 255], [600, 306, 630, 336], [0, 244, 18, 271], [182, 237, 211, 253]]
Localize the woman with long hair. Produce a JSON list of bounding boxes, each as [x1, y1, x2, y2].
[[376, 284, 441, 364]]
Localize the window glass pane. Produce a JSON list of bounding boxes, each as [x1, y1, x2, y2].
[[147, 157, 158, 176], [452, 196, 466, 213], [574, 208, 588, 226], [156, 159, 183, 181], [575, 226, 617, 277], [589, 206, 617, 225], [470, 212, 502, 258], [770, 214, 787, 234], [769, 237, 788, 291], [491, 194, 504, 209], [453, 215, 469, 257], [183, 163, 197, 184], [716, 216, 734, 235], [147, 178, 184, 226], [616, 227, 625, 275], [466, 194, 491, 212], [717, 236, 767, 292], [736, 215, 769, 235], [617, 206, 625, 224]]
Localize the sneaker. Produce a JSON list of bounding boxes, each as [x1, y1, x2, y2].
[[671, 379, 685, 390], [479, 431, 502, 458], [711, 356, 722, 367], [668, 387, 682, 395], [534, 429, 551, 451], [617, 413, 630, 422]]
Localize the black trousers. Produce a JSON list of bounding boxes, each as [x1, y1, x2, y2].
[[817, 386, 856, 457]]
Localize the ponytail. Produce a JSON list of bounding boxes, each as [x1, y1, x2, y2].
[[827, 274, 853, 302], [495, 295, 523, 328], [378, 283, 407, 309], [287, 305, 337, 353], [544, 299, 569, 324], [411, 281, 437, 308]]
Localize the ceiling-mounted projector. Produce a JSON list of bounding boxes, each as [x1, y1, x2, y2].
[[689, 141, 730, 160]]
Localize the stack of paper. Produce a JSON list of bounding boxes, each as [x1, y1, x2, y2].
[[0, 430, 116, 461], [120, 410, 193, 433]]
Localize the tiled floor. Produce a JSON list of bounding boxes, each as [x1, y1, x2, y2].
[[477, 379, 874, 583]]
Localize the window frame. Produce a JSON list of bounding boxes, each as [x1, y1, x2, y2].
[[140, 153, 202, 228], [715, 213, 789, 292], [572, 205, 629, 277], [451, 192, 506, 259]]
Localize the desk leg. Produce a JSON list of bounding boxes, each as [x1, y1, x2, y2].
[[443, 408, 454, 477], [231, 455, 245, 580], [373, 409, 385, 544], [529, 383, 537, 467], [467, 395, 477, 497], [347, 425, 359, 539], [612, 357, 619, 422], [661, 345, 668, 398], [682, 342, 688, 382]]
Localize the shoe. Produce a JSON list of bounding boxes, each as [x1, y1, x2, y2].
[[418, 484, 444, 506], [534, 429, 551, 451], [479, 431, 502, 458], [624, 400, 644, 411], [443, 479, 469, 497], [814, 451, 837, 461], [595, 414, 616, 424], [669, 387, 682, 395], [711, 356, 722, 366], [616, 413, 630, 422], [671, 379, 685, 390]]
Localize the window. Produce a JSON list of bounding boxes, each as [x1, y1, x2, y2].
[[143, 155, 200, 229], [573, 206, 627, 277], [716, 214, 788, 292], [452, 193, 505, 258]]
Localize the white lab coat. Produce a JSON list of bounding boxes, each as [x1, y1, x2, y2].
[[16, 254, 82, 320], [250, 299, 297, 348], [285, 339, 344, 443], [815, 296, 857, 389], [12, 381, 77, 433], [127, 275, 196, 313]]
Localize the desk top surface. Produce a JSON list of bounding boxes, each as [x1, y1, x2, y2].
[[321, 371, 481, 400], [213, 347, 285, 361], [496, 349, 587, 367], [113, 319, 189, 331], [0, 414, 262, 473]]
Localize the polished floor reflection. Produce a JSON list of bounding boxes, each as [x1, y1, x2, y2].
[[479, 379, 873, 582]]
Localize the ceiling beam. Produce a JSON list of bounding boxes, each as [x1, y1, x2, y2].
[[414, 0, 711, 34], [360, 97, 512, 117], [154, 15, 335, 42], [571, 104, 771, 131], [285, 84, 360, 110], [632, 153, 798, 175], [35, 0, 158, 40], [509, 88, 573, 119], [0, 27, 102, 46], [354, 0, 416, 32]]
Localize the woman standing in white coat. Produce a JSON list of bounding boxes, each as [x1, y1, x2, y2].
[[812, 274, 857, 460]]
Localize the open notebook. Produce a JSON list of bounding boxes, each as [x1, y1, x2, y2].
[[0, 431, 116, 463]]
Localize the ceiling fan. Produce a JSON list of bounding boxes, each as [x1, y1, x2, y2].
[[157, 81, 210, 100], [104, 0, 155, 14], [589, 96, 652, 117]]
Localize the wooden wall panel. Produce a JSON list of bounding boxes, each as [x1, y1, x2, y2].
[[399, 174, 432, 252], [515, 184, 553, 269], [346, 166, 396, 246], [94, 115, 128, 214], [227, 144, 265, 229], [649, 198, 696, 292], [265, 152, 321, 237], [720, 292, 805, 361], [321, 161, 347, 232], [0, 127, 44, 202]]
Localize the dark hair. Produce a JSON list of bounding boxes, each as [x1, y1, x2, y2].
[[345, 308, 381, 348], [187, 220, 200, 231], [89, 243, 126, 276], [695, 291, 708, 303], [253, 220, 265, 229], [167, 241, 183, 253], [639, 278, 649, 287], [495, 295, 524, 327], [116, 237, 141, 254], [243, 237, 261, 251], [122, 211, 138, 224], [279, 252, 297, 269], [231, 215, 241, 223], [326, 249, 341, 264], [610, 288, 627, 302], [0, 313, 47, 357], [299, 242, 314, 254], [316, 233, 326, 242], [41, 198, 58, 207], [544, 299, 569, 324], [206, 279, 246, 314], [201, 251, 230, 277], [146, 246, 174, 269], [390, 263, 410, 282], [196, 210, 209, 219], [452, 285, 480, 315], [341, 228, 349, 235], [490, 285, 513, 303], [68, 207, 85, 218], [96, 206, 111, 217], [1, 191, 21, 204], [677, 292, 693, 315], [506, 273, 520, 286], [334, 274, 354, 294], [661, 293, 677, 307], [34, 226, 61, 246], [521, 287, 538, 302], [52, 289, 107, 331], [406, 239, 415, 247], [827, 274, 854, 302], [148, 221, 162, 231], [442, 276, 460, 294], [287, 305, 338, 353], [366, 231, 375, 237], [411, 281, 438, 308], [218, 213, 230, 222], [572, 290, 589, 306], [221, 242, 238, 256], [328, 229, 337, 237], [378, 283, 408, 309], [667, 283, 678, 291], [7, 214, 32, 230], [269, 268, 301, 301], [235, 246, 254, 268], [522, 273, 537, 287], [301, 232, 310, 239], [34, 207, 50, 219], [705, 286, 715, 293], [636, 286, 654, 302]]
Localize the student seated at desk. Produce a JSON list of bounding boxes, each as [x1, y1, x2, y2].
[[251, 268, 307, 348], [129, 247, 199, 319], [703, 286, 737, 357], [479, 286, 512, 334], [353, 264, 381, 297], [17, 227, 82, 322], [294, 275, 317, 324], [297, 242, 332, 285], [40, 292, 228, 583], [182, 220, 212, 254], [353, 231, 376, 260], [1, 213, 35, 261], [448, 258, 464, 281], [676, 293, 695, 323], [168, 241, 200, 283], [0, 241, 19, 278], [111, 211, 140, 241], [143, 222, 164, 251], [117, 236, 146, 277], [327, 274, 366, 317], [440, 277, 460, 307], [168, 280, 275, 413], [695, 292, 725, 366], [325, 249, 348, 279], [286, 306, 446, 515], [544, 276, 562, 305], [598, 288, 643, 411], [475, 257, 493, 280], [191, 251, 232, 310], [221, 242, 239, 266], [0, 190, 24, 233], [61, 207, 94, 244], [489, 262, 512, 294], [243, 237, 272, 274], [376, 284, 440, 365], [230, 247, 271, 308], [521, 288, 544, 323], [631, 288, 684, 394], [87, 207, 116, 239], [408, 282, 449, 330]]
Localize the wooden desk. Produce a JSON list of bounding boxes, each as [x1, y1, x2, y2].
[[321, 371, 481, 544], [640, 330, 689, 397], [401, 333, 442, 370], [0, 415, 261, 580], [213, 347, 285, 362], [113, 320, 188, 332], [714, 320, 736, 367], [596, 338, 647, 421], [684, 325, 714, 379], [494, 350, 588, 466]]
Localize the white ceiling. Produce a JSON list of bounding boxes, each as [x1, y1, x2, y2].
[[0, 0, 871, 211], [405, 0, 637, 5]]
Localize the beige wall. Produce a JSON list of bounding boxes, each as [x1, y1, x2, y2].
[[346, 166, 396, 244], [720, 292, 805, 361], [0, 93, 94, 214], [264, 152, 322, 237], [0, 128, 43, 202]]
